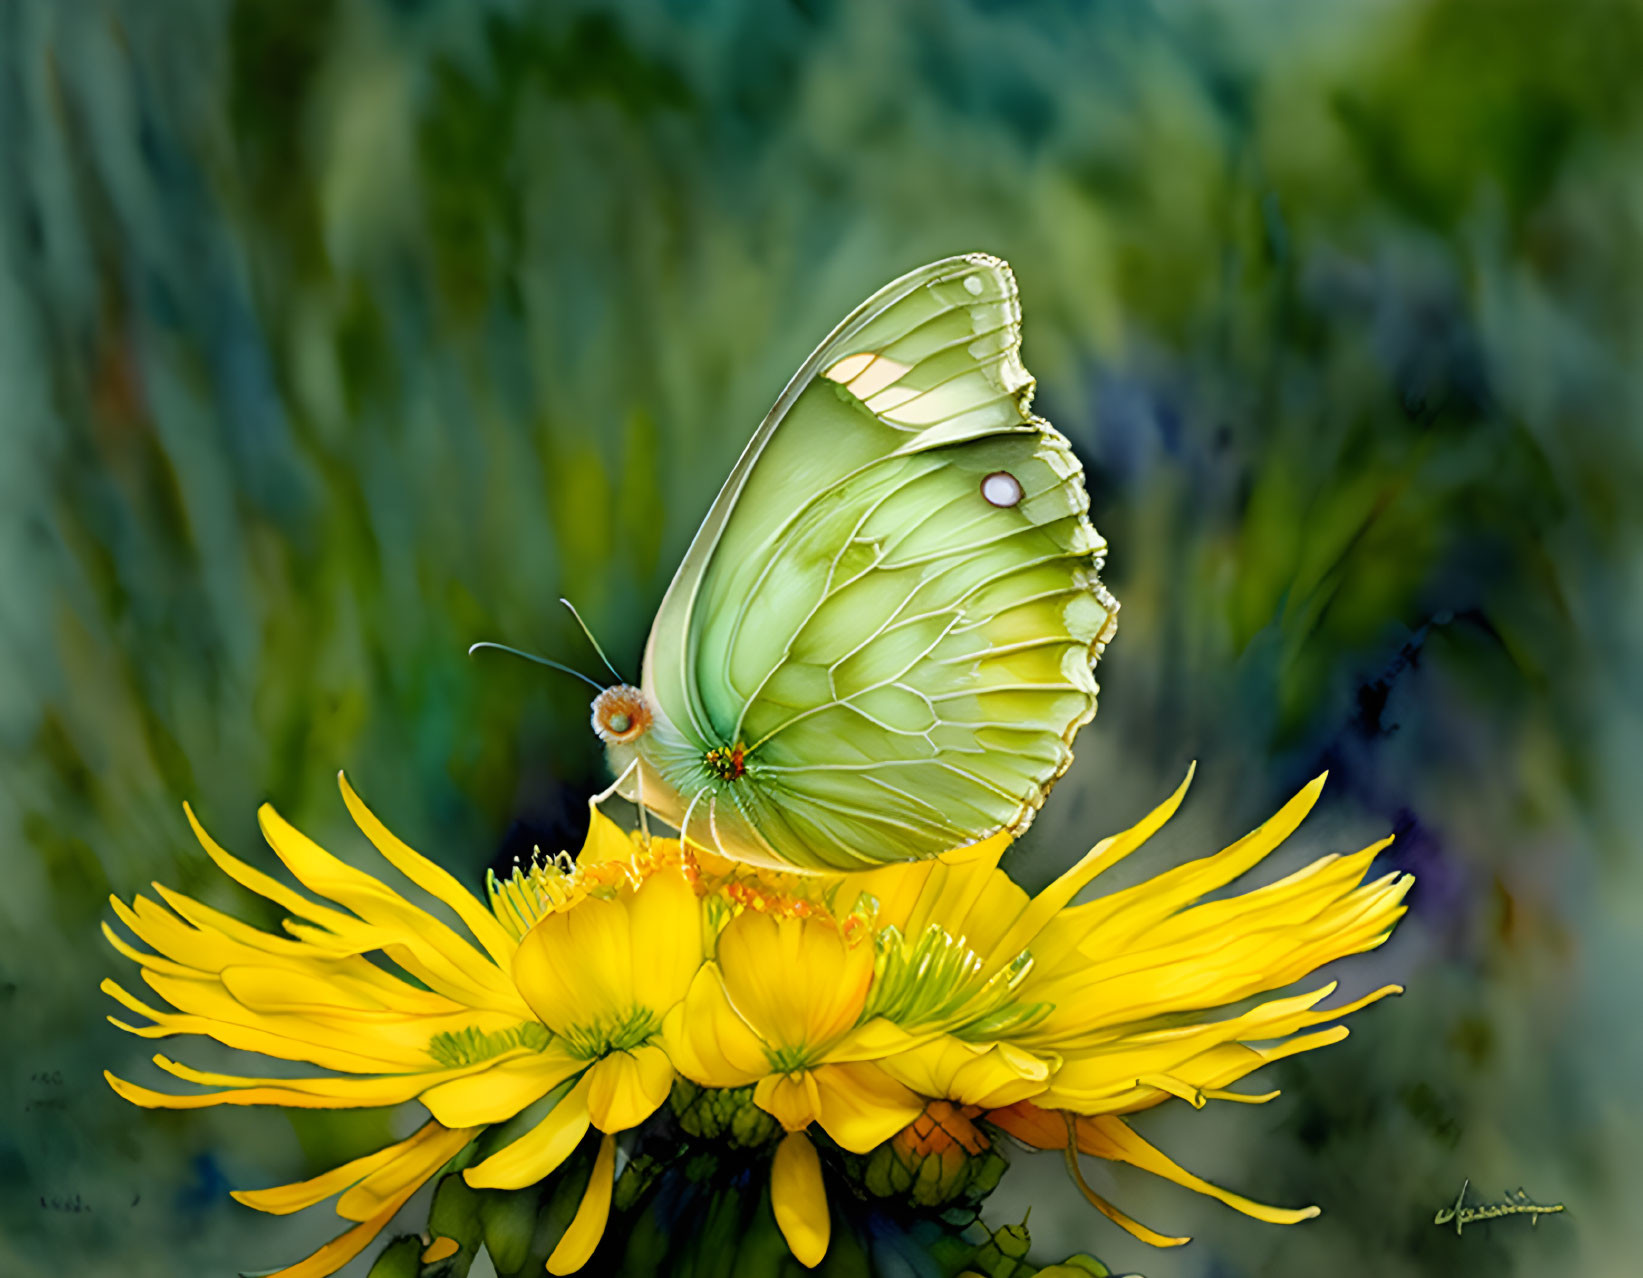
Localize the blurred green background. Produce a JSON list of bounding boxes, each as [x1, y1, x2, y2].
[[3, 0, 1640, 1274]]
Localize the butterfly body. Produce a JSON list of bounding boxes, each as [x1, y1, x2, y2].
[[594, 254, 1116, 872]]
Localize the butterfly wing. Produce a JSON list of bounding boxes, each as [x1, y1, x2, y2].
[[637, 254, 1116, 871]]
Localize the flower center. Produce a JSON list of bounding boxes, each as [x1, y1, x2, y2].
[[765, 1045, 815, 1074], [560, 1005, 659, 1061], [428, 1021, 551, 1067]]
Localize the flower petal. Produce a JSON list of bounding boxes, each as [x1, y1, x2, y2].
[[1056, 775, 1332, 953], [338, 773, 520, 972], [230, 1120, 455, 1216], [718, 913, 872, 1053], [579, 808, 637, 867], [1076, 1114, 1319, 1225], [104, 1052, 515, 1111], [547, 1133, 617, 1275], [247, 1124, 473, 1278], [584, 1045, 674, 1133], [1025, 854, 1409, 1042], [625, 868, 704, 1016], [254, 1197, 412, 1278], [513, 894, 633, 1037], [336, 1123, 477, 1222], [811, 1062, 924, 1153], [974, 767, 1197, 983], [771, 1132, 829, 1269], [182, 804, 356, 936], [755, 1072, 821, 1133], [660, 966, 767, 1088], [881, 1037, 1050, 1110], [256, 804, 530, 1017], [464, 1074, 592, 1190], [420, 1048, 582, 1128], [825, 1016, 932, 1062], [1039, 984, 1401, 1112], [101, 976, 423, 1074], [905, 830, 1015, 942]]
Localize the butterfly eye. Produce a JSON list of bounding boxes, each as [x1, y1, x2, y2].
[[981, 471, 1024, 508], [591, 685, 652, 745]]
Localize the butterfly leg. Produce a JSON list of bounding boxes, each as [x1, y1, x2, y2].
[[588, 757, 642, 823]]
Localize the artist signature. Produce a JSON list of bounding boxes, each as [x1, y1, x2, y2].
[[1434, 1179, 1565, 1235]]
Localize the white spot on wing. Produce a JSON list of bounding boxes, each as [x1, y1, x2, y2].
[[847, 355, 910, 399], [981, 471, 1024, 508], [964, 274, 985, 295], [824, 352, 874, 384]]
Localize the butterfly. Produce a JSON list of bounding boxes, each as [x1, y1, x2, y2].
[[590, 254, 1116, 872]]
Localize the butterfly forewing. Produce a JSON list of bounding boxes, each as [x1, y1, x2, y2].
[[639, 255, 1116, 870]]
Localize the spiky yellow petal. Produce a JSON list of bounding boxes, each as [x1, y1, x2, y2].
[[1076, 1114, 1319, 1225], [256, 804, 529, 1017], [230, 1120, 456, 1216], [338, 772, 521, 972], [242, 1122, 474, 1278]]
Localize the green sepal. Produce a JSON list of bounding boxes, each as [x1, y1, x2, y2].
[[1034, 1257, 1112, 1277], [967, 1215, 1034, 1276], [843, 1138, 1007, 1212], [361, 1096, 1114, 1278], [613, 1150, 670, 1212], [670, 1078, 780, 1148], [475, 1184, 540, 1276], [364, 1235, 422, 1278], [421, 1170, 485, 1277]]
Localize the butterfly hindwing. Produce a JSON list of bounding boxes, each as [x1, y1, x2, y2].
[[639, 255, 1116, 870]]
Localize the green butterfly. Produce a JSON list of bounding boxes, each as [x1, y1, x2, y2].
[[593, 254, 1116, 872]]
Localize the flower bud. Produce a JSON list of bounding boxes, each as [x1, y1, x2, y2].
[[670, 1079, 780, 1148], [852, 1100, 1006, 1210]]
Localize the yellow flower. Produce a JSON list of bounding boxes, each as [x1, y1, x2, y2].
[[102, 777, 701, 1278], [463, 836, 703, 1274], [967, 772, 1409, 1246], [103, 763, 1410, 1274], [661, 909, 925, 1266], [684, 767, 1411, 1255]]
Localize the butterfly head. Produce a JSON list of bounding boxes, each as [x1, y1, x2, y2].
[[590, 684, 652, 745]]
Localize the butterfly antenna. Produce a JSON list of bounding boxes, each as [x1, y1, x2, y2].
[[467, 642, 603, 691], [560, 598, 626, 684]]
